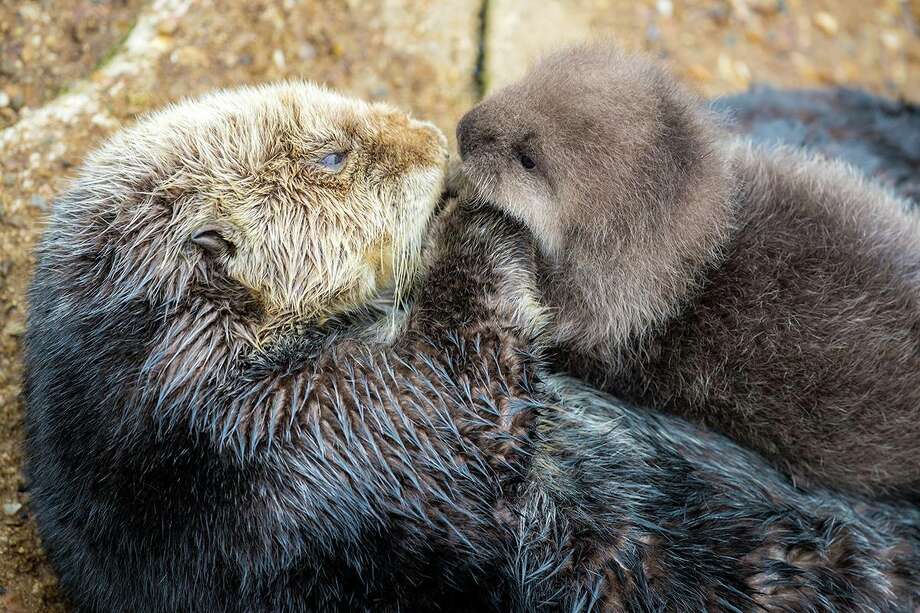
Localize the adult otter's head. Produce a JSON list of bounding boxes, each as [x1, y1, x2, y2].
[[48, 82, 447, 328], [455, 45, 735, 347]]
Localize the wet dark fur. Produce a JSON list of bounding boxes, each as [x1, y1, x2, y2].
[[457, 45, 920, 499], [24, 171, 920, 611], [714, 86, 920, 205]]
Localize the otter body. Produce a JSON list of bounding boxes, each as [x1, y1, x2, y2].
[[457, 46, 920, 498], [25, 84, 920, 612], [609, 146, 920, 497]]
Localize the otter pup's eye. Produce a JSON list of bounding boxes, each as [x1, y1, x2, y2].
[[519, 153, 536, 170], [319, 151, 348, 172]]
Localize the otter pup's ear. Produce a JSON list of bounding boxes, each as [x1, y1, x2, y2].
[[191, 223, 235, 257]]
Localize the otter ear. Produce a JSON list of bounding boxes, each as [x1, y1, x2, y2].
[[191, 223, 235, 257]]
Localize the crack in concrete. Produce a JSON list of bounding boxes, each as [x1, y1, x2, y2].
[[473, 0, 490, 100], [91, 13, 141, 73]]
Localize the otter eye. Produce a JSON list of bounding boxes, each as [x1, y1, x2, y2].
[[319, 151, 347, 172], [519, 153, 536, 170]]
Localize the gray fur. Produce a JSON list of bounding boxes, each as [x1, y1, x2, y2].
[[456, 44, 920, 499]]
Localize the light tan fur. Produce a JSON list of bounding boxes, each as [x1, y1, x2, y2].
[[63, 81, 447, 338]]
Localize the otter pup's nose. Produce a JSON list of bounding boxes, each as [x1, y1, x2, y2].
[[457, 106, 494, 160]]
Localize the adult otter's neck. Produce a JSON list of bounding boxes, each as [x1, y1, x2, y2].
[[547, 129, 739, 376]]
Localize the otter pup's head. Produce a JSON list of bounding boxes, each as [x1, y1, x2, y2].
[[455, 45, 734, 347], [456, 44, 730, 257], [53, 82, 447, 328]]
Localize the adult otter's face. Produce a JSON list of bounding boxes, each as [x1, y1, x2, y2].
[[456, 45, 710, 258], [87, 82, 447, 324]]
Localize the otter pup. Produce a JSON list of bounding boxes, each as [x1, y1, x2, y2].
[[25, 83, 920, 612], [456, 45, 920, 499]]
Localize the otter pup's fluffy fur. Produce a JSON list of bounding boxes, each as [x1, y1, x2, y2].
[[457, 45, 920, 499], [25, 83, 920, 612]]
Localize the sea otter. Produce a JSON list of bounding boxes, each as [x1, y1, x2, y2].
[[25, 82, 920, 612], [456, 45, 920, 499]]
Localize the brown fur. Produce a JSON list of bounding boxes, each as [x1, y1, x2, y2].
[[456, 44, 920, 499]]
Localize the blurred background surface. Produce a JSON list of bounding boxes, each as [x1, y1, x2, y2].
[[0, 1, 917, 610]]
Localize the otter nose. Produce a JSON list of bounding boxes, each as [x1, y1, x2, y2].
[[456, 106, 495, 160]]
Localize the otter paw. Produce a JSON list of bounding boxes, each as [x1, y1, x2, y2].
[[430, 202, 549, 336]]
